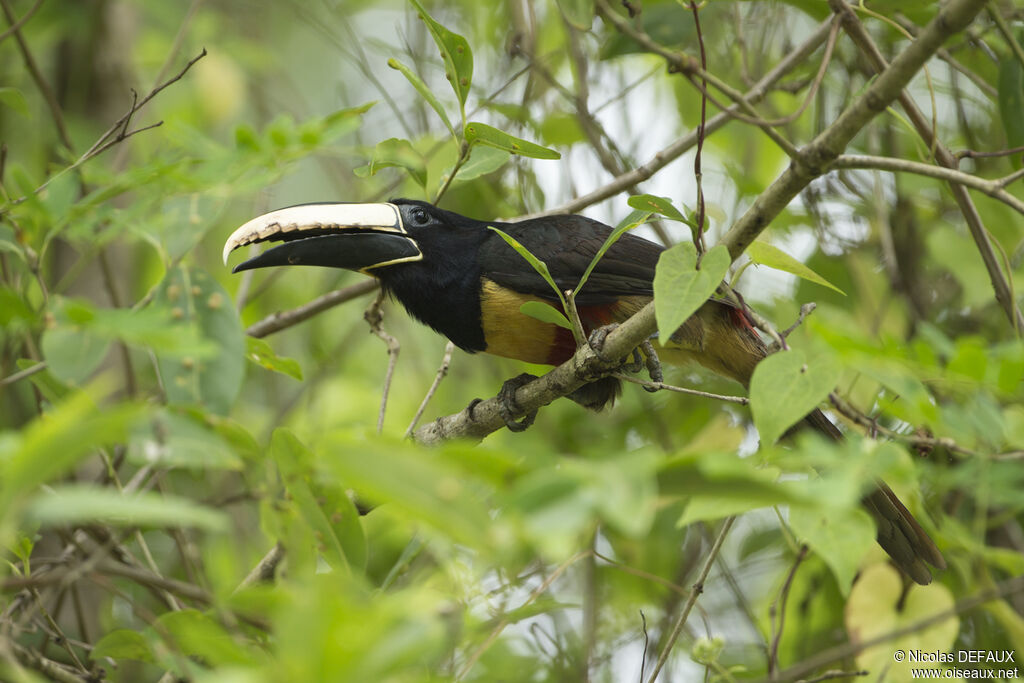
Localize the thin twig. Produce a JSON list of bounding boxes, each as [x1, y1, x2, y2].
[[246, 279, 379, 338], [0, 0, 70, 150], [830, 154, 1024, 216], [796, 670, 868, 683], [525, 19, 837, 219], [612, 373, 749, 404], [645, 516, 736, 683], [768, 545, 808, 676], [758, 574, 1024, 683], [457, 550, 592, 680], [365, 291, 400, 434], [6, 48, 208, 208], [780, 303, 817, 340], [0, 0, 43, 46], [234, 542, 285, 593], [955, 143, 1024, 161], [404, 341, 456, 438], [0, 361, 46, 386], [689, 0, 708, 255]]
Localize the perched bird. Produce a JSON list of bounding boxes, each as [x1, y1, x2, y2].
[[224, 198, 944, 584]]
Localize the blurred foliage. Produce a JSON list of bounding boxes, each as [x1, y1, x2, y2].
[[0, 0, 1023, 682]]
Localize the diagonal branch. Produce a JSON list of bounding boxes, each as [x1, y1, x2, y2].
[[526, 17, 837, 219], [414, 301, 658, 444], [826, 0, 1024, 333], [718, 0, 989, 258]]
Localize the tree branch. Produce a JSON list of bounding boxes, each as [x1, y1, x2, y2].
[[413, 300, 659, 444], [245, 279, 379, 338], [527, 17, 837, 218], [830, 154, 1024, 216], [720, 0, 989, 262], [826, 0, 1024, 333]]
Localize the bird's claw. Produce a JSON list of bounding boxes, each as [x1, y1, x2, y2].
[[641, 339, 663, 391], [497, 373, 538, 432], [587, 324, 618, 363], [588, 324, 663, 390]]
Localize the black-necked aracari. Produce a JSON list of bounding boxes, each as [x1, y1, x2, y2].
[[223, 199, 945, 585]]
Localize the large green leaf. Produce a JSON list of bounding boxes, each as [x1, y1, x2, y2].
[[270, 429, 367, 573], [627, 194, 691, 225], [26, 484, 227, 531], [0, 390, 144, 524], [153, 266, 245, 414], [465, 122, 560, 159], [746, 240, 845, 294], [653, 242, 730, 344], [789, 505, 874, 594], [408, 0, 473, 113], [749, 349, 842, 446]]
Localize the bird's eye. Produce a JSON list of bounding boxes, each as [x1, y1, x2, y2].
[[410, 208, 429, 225]]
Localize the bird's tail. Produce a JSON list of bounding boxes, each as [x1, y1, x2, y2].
[[803, 408, 946, 585]]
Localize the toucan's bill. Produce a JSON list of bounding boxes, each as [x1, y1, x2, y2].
[[222, 202, 422, 274]]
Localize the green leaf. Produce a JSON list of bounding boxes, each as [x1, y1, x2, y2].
[[453, 144, 510, 182], [353, 137, 427, 188], [270, 429, 366, 573], [789, 505, 874, 593], [153, 267, 245, 414], [93, 630, 154, 663], [749, 349, 842, 446], [845, 564, 959, 672], [0, 87, 29, 118], [557, 0, 595, 29], [746, 241, 845, 294], [387, 58, 455, 138], [158, 609, 259, 666], [321, 434, 492, 548], [0, 391, 143, 520], [600, 3, 694, 59], [246, 337, 303, 380], [488, 227, 565, 305], [408, 0, 473, 113], [538, 111, 587, 147], [574, 210, 651, 296], [40, 325, 110, 385], [519, 301, 572, 331], [127, 409, 242, 470], [653, 242, 730, 345], [998, 56, 1024, 167], [26, 484, 228, 532], [627, 194, 691, 225], [465, 122, 560, 160]]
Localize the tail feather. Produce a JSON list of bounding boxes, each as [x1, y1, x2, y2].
[[803, 408, 944, 585]]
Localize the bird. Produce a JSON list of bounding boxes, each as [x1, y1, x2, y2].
[[223, 198, 945, 585]]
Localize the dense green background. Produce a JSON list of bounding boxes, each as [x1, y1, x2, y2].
[[1, 0, 1023, 681]]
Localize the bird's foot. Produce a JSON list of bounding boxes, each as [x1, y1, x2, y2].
[[588, 324, 663, 392], [587, 324, 620, 363], [497, 373, 538, 432], [640, 339, 663, 392]]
